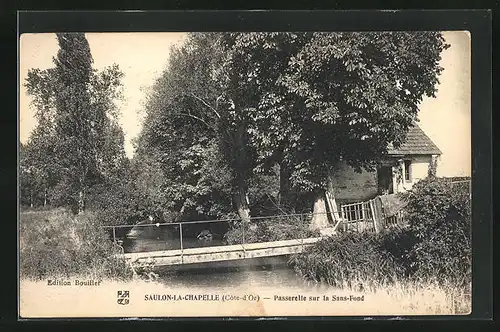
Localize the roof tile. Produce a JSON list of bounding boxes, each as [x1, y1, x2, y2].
[[387, 124, 442, 155]]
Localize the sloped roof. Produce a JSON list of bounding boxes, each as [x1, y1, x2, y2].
[[387, 124, 442, 155]]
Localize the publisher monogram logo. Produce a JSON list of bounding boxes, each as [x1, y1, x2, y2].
[[117, 291, 130, 305]]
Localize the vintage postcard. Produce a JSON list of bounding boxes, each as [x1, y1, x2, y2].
[[19, 29, 473, 318]]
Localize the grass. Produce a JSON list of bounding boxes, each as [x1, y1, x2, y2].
[[18, 207, 471, 315], [287, 178, 472, 315], [288, 227, 471, 315], [19, 177, 472, 316], [325, 279, 471, 315], [19, 208, 134, 281], [289, 230, 410, 287]]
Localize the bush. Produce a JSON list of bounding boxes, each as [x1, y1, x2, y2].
[[223, 214, 319, 245], [19, 208, 133, 280], [289, 230, 408, 288], [405, 177, 471, 287]]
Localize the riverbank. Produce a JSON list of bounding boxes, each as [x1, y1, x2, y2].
[[19, 208, 134, 281], [19, 277, 465, 318]]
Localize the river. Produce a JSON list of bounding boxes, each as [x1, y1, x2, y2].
[[156, 263, 314, 290]]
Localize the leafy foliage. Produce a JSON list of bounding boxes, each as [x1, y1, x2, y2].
[[137, 32, 449, 221], [19, 117, 61, 207], [248, 32, 449, 192], [137, 33, 259, 222], [20, 33, 465, 290], [224, 214, 319, 245], [22, 32, 450, 230], [405, 177, 471, 286], [23, 33, 125, 213]]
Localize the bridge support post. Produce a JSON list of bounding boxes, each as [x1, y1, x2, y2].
[[242, 218, 245, 245], [180, 223, 184, 264], [369, 199, 380, 233]]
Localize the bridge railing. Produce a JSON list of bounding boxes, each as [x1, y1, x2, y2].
[[103, 212, 342, 254], [103, 218, 232, 253]]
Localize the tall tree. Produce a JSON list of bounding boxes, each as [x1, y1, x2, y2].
[[138, 33, 241, 222], [53, 33, 94, 213], [140, 33, 289, 224], [234, 32, 449, 225], [214, 32, 312, 212], [25, 33, 124, 213], [21, 125, 60, 207]]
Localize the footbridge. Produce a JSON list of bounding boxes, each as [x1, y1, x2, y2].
[[105, 193, 409, 269], [105, 212, 341, 269], [115, 237, 323, 268]]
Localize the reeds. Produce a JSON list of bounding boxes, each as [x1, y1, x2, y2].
[[289, 229, 471, 315]]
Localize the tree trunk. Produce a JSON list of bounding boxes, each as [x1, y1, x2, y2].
[[230, 120, 251, 224], [278, 162, 293, 211], [325, 171, 340, 218], [233, 185, 250, 224], [309, 192, 329, 231], [44, 188, 47, 207], [309, 168, 339, 231], [30, 188, 33, 208]]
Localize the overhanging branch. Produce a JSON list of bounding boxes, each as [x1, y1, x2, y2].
[[189, 93, 221, 119], [178, 112, 218, 133]]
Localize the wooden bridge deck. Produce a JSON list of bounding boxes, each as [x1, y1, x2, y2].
[[115, 237, 323, 267]]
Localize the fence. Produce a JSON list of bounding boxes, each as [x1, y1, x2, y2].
[[339, 201, 376, 233], [103, 204, 406, 255], [339, 197, 405, 233], [338, 178, 472, 233], [103, 205, 407, 254]]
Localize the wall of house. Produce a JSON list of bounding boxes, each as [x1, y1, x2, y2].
[[331, 162, 379, 204], [400, 155, 432, 191], [330, 155, 434, 203]]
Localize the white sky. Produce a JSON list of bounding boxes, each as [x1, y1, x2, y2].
[[19, 31, 471, 177]]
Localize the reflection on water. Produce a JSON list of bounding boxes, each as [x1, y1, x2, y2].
[[157, 264, 316, 290]]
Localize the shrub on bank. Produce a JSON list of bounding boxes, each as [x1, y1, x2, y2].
[[405, 177, 471, 287], [20, 208, 133, 281], [223, 215, 319, 245]]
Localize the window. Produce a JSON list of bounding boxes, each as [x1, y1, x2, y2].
[[404, 160, 412, 182]]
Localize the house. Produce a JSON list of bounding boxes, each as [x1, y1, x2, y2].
[[330, 124, 442, 205]]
